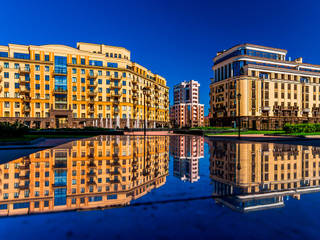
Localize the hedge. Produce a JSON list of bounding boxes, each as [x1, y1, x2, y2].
[[0, 121, 29, 137], [283, 123, 320, 133]]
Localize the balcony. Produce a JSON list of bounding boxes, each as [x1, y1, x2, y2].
[[87, 82, 98, 88], [261, 106, 270, 112], [87, 171, 96, 177], [87, 74, 98, 79], [22, 95, 31, 102], [110, 84, 122, 89], [87, 180, 97, 185], [18, 185, 29, 190], [53, 89, 68, 95], [19, 175, 30, 180], [88, 91, 97, 97], [53, 68, 67, 76], [87, 161, 96, 167], [22, 105, 30, 112], [20, 86, 30, 93], [110, 171, 121, 176], [19, 67, 30, 75], [110, 75, 121, 80], [111, 92, 121, 97]]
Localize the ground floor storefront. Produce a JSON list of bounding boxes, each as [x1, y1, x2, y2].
[[0, 111, 169, 129]]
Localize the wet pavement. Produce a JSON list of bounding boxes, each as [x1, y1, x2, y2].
[[0, 135, 320, 239]]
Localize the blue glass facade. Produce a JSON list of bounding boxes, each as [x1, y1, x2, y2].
[[89, 60, 103, 66], [107, 62, 118, 68], [214, 47, 282, 65], [14, 52, 30, 59], [0, 52, 8, 58]]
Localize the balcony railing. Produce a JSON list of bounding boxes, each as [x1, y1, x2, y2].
[[19, 67, 30, 75]]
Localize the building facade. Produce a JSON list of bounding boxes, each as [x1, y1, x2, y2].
[[170, 80, 204, 128], [0, 135, 169, 216], [0, 42, 169, 129], [209, 141, 320, 212], [170, 135, 204, 183], [210, 43, 320, 130]]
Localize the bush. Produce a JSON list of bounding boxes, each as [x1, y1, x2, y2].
[[283, 123, 320, 133], [0, 121, 29, 137]]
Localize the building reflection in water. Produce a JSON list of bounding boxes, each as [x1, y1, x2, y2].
[[170, 136, 204, 183], [209, 141, 320, 212], [0, 135, 169, 216]]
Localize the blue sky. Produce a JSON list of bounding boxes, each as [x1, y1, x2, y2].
[[1, 0, 320, 115]]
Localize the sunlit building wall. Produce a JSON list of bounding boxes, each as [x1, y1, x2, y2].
[[0, 43, 169, 128], [210, 43, 320, 130]]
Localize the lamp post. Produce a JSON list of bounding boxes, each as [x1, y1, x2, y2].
[[143, 87, 148, 136], [237, 93, 241, 139]]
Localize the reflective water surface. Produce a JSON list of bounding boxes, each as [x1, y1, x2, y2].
[[1, 135, 320, 239]]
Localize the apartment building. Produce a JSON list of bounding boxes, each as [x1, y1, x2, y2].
[[0, 42, 169, 128], [0, 135, 169, 216], [170, 80, 204, 127], [170, 135, 204, 183], [209, 141, 320, 212], [210, 43, 320, 130]]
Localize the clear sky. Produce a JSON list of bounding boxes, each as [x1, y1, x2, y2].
[[1, 0, 320, 115]]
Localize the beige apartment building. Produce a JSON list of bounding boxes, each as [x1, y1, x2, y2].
[[170, 80, 204, 128], [0, 42, 169, 128], [210, 43, 320, 130], [209, 141, 320, 212], [0, 135, 169, 216]]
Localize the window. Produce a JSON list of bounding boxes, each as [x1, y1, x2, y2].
[[81, 58, 85, 65], [35, 84, 40, 90], [14, 63, 20, 69], [72, 77, 77, 83], [45, 84, 50, 90], [14, 73, 19, 79], [14, 53, 30, 59], [72, 57, 77, 64], [45, 75, 49, 81], [106, 71, 110, 76], [35, 54, 40, 60], [45, 66, 50, 72], [81, 69, 85, 74], [35, 75, 40, 80], [4, 62, 9, 68], [81, 77, 85, 83], [72, 68, 76, 74], [4, 72, 9, 78], [122, 72, 126, 78], [45, 55, 50, 61], [107, 62, 118, 68]]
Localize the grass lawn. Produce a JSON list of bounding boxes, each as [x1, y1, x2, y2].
[[205, 130, 285, 136]]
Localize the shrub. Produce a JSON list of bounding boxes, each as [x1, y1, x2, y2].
[[0, 121, 29, 137], [283, 123, 320, 133]]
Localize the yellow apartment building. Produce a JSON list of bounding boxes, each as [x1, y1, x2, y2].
[[0, 135, 169, 216], [210, 43, 320, 130], [209, 141, 320, 211], [0, 42, 169, 128]]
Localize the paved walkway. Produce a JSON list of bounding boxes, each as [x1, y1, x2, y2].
[[124, 131, 175, 136]]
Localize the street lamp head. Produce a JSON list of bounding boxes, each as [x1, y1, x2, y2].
[[237, 93, 241, 99]]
